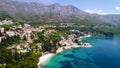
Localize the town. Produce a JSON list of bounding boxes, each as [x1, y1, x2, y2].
[[0, 19, 92, 68]]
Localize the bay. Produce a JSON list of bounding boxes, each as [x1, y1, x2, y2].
[[44, 36, 120, 68]]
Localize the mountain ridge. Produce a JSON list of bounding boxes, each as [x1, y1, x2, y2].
[[0, 0, 120, 25]]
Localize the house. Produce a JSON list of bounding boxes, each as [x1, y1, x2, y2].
[[0, 27, 4, 33], [24, 24, 31, 28], [1, 20, 13, 25], [0, 37, 2, 43], [68, 34, 77, 39], [18, 25, 22, 28], [6, 31, 15, 37], [44, 29, 55, 35]]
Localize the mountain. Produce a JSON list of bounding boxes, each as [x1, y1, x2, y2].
[[91, 14, 120, 25], [0, 0, 87, 22], [0, 0, 120, 25]]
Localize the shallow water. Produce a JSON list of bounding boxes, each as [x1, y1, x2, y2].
[[45, 36, 120, 68]]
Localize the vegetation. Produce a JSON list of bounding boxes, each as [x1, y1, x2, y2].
[[34, 31, 61, 53], [0, 27, 61, 68], [0, 34, 41, 68], [0, 50, 39, 68], [0, 13, 12, 21], [0, 15, 120, 68]]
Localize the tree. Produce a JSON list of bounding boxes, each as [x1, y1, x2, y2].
[[23, 35, 27, 41]]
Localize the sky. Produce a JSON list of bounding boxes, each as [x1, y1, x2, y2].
[[17, 0, 120, 15]]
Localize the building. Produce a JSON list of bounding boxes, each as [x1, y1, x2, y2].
[[6, 31, 15, 37]]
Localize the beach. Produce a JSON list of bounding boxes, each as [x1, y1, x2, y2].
[[37, 42, 92, 68], [37, 53, 55, 68], [37, 34, 92, 68], [37, 35, 93, 68]]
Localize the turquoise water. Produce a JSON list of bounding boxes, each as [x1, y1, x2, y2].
[[45, 36, 120, 68]]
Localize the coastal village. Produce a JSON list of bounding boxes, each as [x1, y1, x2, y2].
[[1, 0, 120, 68], [0, 20, 92, 68]]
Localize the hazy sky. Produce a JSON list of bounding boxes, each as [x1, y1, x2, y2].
[[17, 0, 120, 15]]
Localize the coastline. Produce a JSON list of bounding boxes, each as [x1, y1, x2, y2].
[[37, 53, 55, 68], [37, 35, 92, 68]]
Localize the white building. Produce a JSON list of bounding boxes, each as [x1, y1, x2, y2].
[[6, 31, 15, 37], [0, 27, 4, 33]]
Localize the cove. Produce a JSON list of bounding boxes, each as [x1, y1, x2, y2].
[[44, 36, 120, 68]]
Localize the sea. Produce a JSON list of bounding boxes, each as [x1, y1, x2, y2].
[[44, 36, 120, 68]]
